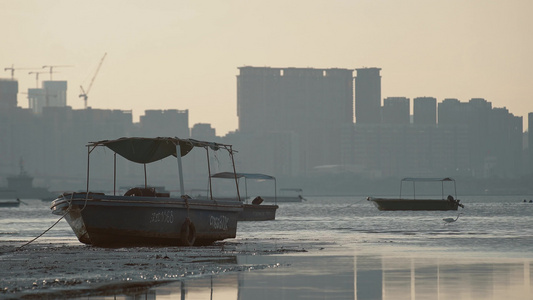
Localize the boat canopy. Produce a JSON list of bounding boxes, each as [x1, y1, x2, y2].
[[402, 177, 454, 182], [400, 177, 457, 199], [211, 172, 275, 180], [88, 137, 228, 164], [210, 172, 277, 203]]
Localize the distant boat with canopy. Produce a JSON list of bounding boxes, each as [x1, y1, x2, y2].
[[210, 172, 279, 221], [367, 177, 465, 211]]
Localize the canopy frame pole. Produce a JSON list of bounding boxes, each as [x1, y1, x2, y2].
[[274, 178, 277, 205], [86, 144, 98, 194], [143, 164, 147, 188], [86, 146, 91, 194], [442, 181, 444, 200], [244, 178, 248, 203], [175, 144, 185, 196], [113, 153, 117, 196], [228, 146, 241, 202], [206, 147, 213, 200]]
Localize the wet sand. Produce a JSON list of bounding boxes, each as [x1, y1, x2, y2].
[[2, 237, 532, 300], [0, 238, 311, 300]]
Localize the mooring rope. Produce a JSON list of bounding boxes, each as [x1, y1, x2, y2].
[[15, 210, 70, 251], [11, 193, 74, 252]]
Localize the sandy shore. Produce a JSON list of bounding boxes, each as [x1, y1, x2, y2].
[[0, 238, 311, 300]]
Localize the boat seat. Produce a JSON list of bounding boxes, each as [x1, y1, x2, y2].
[[252, 196, 264, 205], [156, 192, 170, 197], [124, 187, 157, 197]]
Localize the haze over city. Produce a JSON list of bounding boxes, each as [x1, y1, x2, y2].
[[2, 0, 532, 135], [3, 3, 533, 298]]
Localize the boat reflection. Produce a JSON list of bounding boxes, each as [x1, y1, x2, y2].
[[157, 276, 238, 300], [79, 253, 532, 299]]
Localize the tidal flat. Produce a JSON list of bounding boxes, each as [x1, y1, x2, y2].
[[0, 239, 309, 299]]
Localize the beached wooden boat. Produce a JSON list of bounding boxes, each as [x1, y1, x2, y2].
[[367, 177, 464, 211], [210, 172, 278, 221], [50, 137, 243, 246]]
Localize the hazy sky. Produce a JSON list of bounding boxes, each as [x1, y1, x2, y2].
[[2, 0, 532, 135]]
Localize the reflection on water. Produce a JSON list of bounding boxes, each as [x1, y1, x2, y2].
[[157, 277, 238, 300], [101, 253, 532, 300], [365, 255, 532, 300]]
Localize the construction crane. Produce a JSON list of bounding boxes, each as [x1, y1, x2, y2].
[[42, 65, 73, 80], [28, 71, 54, 88], [4, 65, 39, 80], [79, 53, 107, 109]]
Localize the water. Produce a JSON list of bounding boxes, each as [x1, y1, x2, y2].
[[238, 195, 533, 257], [1, 195, 533, 299], [0, 199, 75, 244], [1, 195, 533, 256]]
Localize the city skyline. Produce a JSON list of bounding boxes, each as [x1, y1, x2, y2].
[[2, 1, 532, 135]]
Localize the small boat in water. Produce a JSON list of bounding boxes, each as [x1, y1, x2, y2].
[[367, 177, 464, 211], [261, 188, 306, 203], [210, 172, 279, 221], [0, 198, 21, 208], [50, 137, 243, 247]]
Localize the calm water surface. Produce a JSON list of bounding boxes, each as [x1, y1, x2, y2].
[[1, 195, 532, 299]]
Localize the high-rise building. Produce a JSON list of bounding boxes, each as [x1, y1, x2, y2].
[[0, 79, 18, 110], [43, 81, 67, 107], [488, 107, 522, 177], [191, 123, 216, 140], [237, 67, 353, 133], [437, 97, 522, 177], [382, 97, 410, 124], [139, 109, 189, 138], [28, 88, 45, 114], [355, 68, 381, 124], [28, 81, 68, 114], [236, 66, 354, 174], [413, 97, 436, 125], [438, 98, 469, 126]]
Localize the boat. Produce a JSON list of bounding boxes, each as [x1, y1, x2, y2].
[[367, 177, 465, 211], [261, 188, 306, 203], [50, 137, 243, 247], [0, 161, 57, 201], [0, 198, 21, 208], [210, 172, 279, 221]]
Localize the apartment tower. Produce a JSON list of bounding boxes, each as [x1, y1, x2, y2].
[[355, 68, 381, 124], [236, 66, 354, 174]]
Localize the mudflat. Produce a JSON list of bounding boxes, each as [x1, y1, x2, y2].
[[0, 239, 309, 299]]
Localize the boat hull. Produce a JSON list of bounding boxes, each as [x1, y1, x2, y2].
[[368, 197, 460, 211], [0, 200, 20, 208], [238, 204, 278, 221], [51, 193, 242, 246], [261, 196, 303, 203]]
